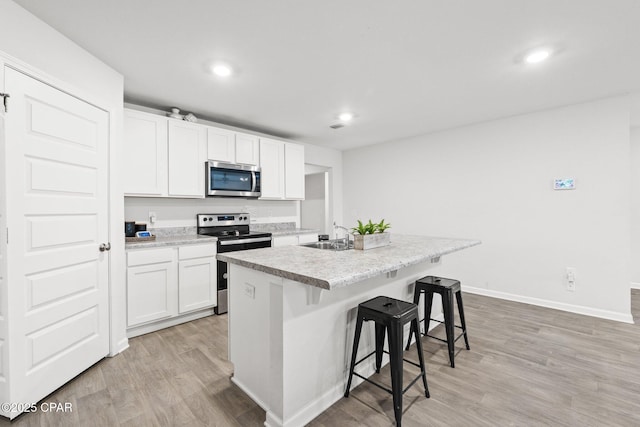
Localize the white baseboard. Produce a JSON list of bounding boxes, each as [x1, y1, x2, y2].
[[126, 308, 215, 338], [463, 285, 634, 324], [631, 282, 640, 290], [109, 337, 129, 357]]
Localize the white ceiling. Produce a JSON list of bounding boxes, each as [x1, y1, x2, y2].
[[14, 0, 640, 150]]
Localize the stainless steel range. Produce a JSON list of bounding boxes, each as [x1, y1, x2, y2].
[[197, 213, 272, 314]]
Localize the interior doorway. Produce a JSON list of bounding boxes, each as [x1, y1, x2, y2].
[[300, 164, 331, 235]]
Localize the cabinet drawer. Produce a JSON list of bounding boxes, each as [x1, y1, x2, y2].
[[178, 243, 217, 260], [127, 247, 175, 267]]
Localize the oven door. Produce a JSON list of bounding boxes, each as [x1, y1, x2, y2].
[[215, 236, 271, 315], [207, 161, 261, 198]]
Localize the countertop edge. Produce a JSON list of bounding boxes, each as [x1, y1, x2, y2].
[[218, 238, 481, 290]]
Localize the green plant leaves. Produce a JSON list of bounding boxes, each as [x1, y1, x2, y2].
[[351, 218, 392, 235]]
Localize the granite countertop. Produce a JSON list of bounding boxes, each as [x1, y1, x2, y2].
[[217, 234, 481, 290], [270, 228, 319, 237], [125, 234, 218, 249]]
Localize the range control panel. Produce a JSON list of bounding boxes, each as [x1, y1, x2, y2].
[[197, 213, 250, 227]]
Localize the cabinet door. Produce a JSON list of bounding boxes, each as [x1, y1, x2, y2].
[[178, 257, 217, 313], [127, 261, 178, 326], [235, 132, 260, 165], [272, 235, 299, 247], [285, 143, 305, 199], [207, 126, 235, 162], [168, 120, 207, 197], [259, 138, 285, 199], [297, 233, 318, 245], [123, 109, 168, 196]]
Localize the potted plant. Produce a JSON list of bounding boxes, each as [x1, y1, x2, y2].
[[351, 219, 391, 250]]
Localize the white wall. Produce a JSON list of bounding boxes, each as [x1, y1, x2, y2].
[[631, 127, 640, 288], [0, 0, 127, 357], [343, 96, 632, 321]]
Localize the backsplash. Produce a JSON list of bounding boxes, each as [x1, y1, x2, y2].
[[125, 197, 299, 229]]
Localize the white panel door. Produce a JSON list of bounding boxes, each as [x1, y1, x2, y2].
[[168, 120, 206, 198], [235, 132, 260, 165], [259, 138, 285, 199], [4, 67, 109, 413], [284, 143, 305, 199], [123, 109, 168, 196]]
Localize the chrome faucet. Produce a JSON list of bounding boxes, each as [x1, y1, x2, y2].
[[333, 222, 351, 250]]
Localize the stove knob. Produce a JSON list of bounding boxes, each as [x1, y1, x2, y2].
[[209, 217, 213, 221], [203, 217, 208, 222]]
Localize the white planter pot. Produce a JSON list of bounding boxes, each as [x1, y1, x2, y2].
[[353, 232, 390, 250]]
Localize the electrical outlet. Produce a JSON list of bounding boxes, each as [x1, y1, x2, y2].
[[149, 211, 157, 224], [244, 284, 255, 299], [566, 267, 577, 292]]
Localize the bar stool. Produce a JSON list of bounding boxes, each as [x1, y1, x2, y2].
[[406, 276, 469, 368], [345, 296, 429, 427]]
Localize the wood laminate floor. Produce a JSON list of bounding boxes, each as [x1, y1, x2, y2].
[[3, 290, 639, 426]]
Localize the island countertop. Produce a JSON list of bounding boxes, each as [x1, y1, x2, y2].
[[217, 234, 481, 290]]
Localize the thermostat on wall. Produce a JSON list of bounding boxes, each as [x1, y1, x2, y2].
[[553, 178, 575, 190]]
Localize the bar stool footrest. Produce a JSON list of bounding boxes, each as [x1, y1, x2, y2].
[[351, 349, 427, 396]]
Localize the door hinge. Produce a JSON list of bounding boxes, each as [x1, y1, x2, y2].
[[0, 93, 9, 112]]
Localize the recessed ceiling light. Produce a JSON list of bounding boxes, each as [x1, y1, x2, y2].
[[338, 112, 354, 122], [524, 49, 551, 64], [212, 64, 233, 77]]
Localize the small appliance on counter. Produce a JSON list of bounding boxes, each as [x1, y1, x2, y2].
[[197, 213, 272, 314], [125, 221, 136, 237]]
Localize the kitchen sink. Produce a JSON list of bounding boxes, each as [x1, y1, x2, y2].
[[301, 239, 353, 251]]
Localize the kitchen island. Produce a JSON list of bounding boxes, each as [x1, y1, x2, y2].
[[218, 235, 480, 427]]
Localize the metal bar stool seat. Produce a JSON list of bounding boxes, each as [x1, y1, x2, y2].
[[345, 296, 430, 427], [406, 276, 470, 368]]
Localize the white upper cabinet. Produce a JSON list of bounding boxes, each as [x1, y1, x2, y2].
[[284, 143, 305, 199], [207, 127, 260, 166], [168, 120, 207, 198], [259, 138, 285, 199], [206, 126, 236, 163], [235, 133, 260, 165], [123, 110, 168, 196], [123, 108, 301, 200], [259, 138, 306, 200]]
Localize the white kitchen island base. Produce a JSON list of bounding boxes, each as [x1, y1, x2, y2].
[[228, 260, 443, 427]]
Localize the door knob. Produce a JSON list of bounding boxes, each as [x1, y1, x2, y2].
[[99, 243, 111, 252]]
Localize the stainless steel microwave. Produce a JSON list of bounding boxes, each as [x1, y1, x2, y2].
[[206, 161, 261, 198]]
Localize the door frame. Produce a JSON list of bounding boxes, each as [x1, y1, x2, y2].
[[0, 51, 127, 359]]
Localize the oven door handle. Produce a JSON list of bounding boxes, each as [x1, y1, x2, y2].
[[219, 237, 272, 246]]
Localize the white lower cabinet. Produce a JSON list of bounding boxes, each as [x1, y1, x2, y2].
[[127, 248, 178, 327], [126, 243, 217, 335], [178, 245, 217, 313], [272, 233, 318, 247]]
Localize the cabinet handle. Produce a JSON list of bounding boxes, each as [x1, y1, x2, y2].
[[99, 242, 111, 252]]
